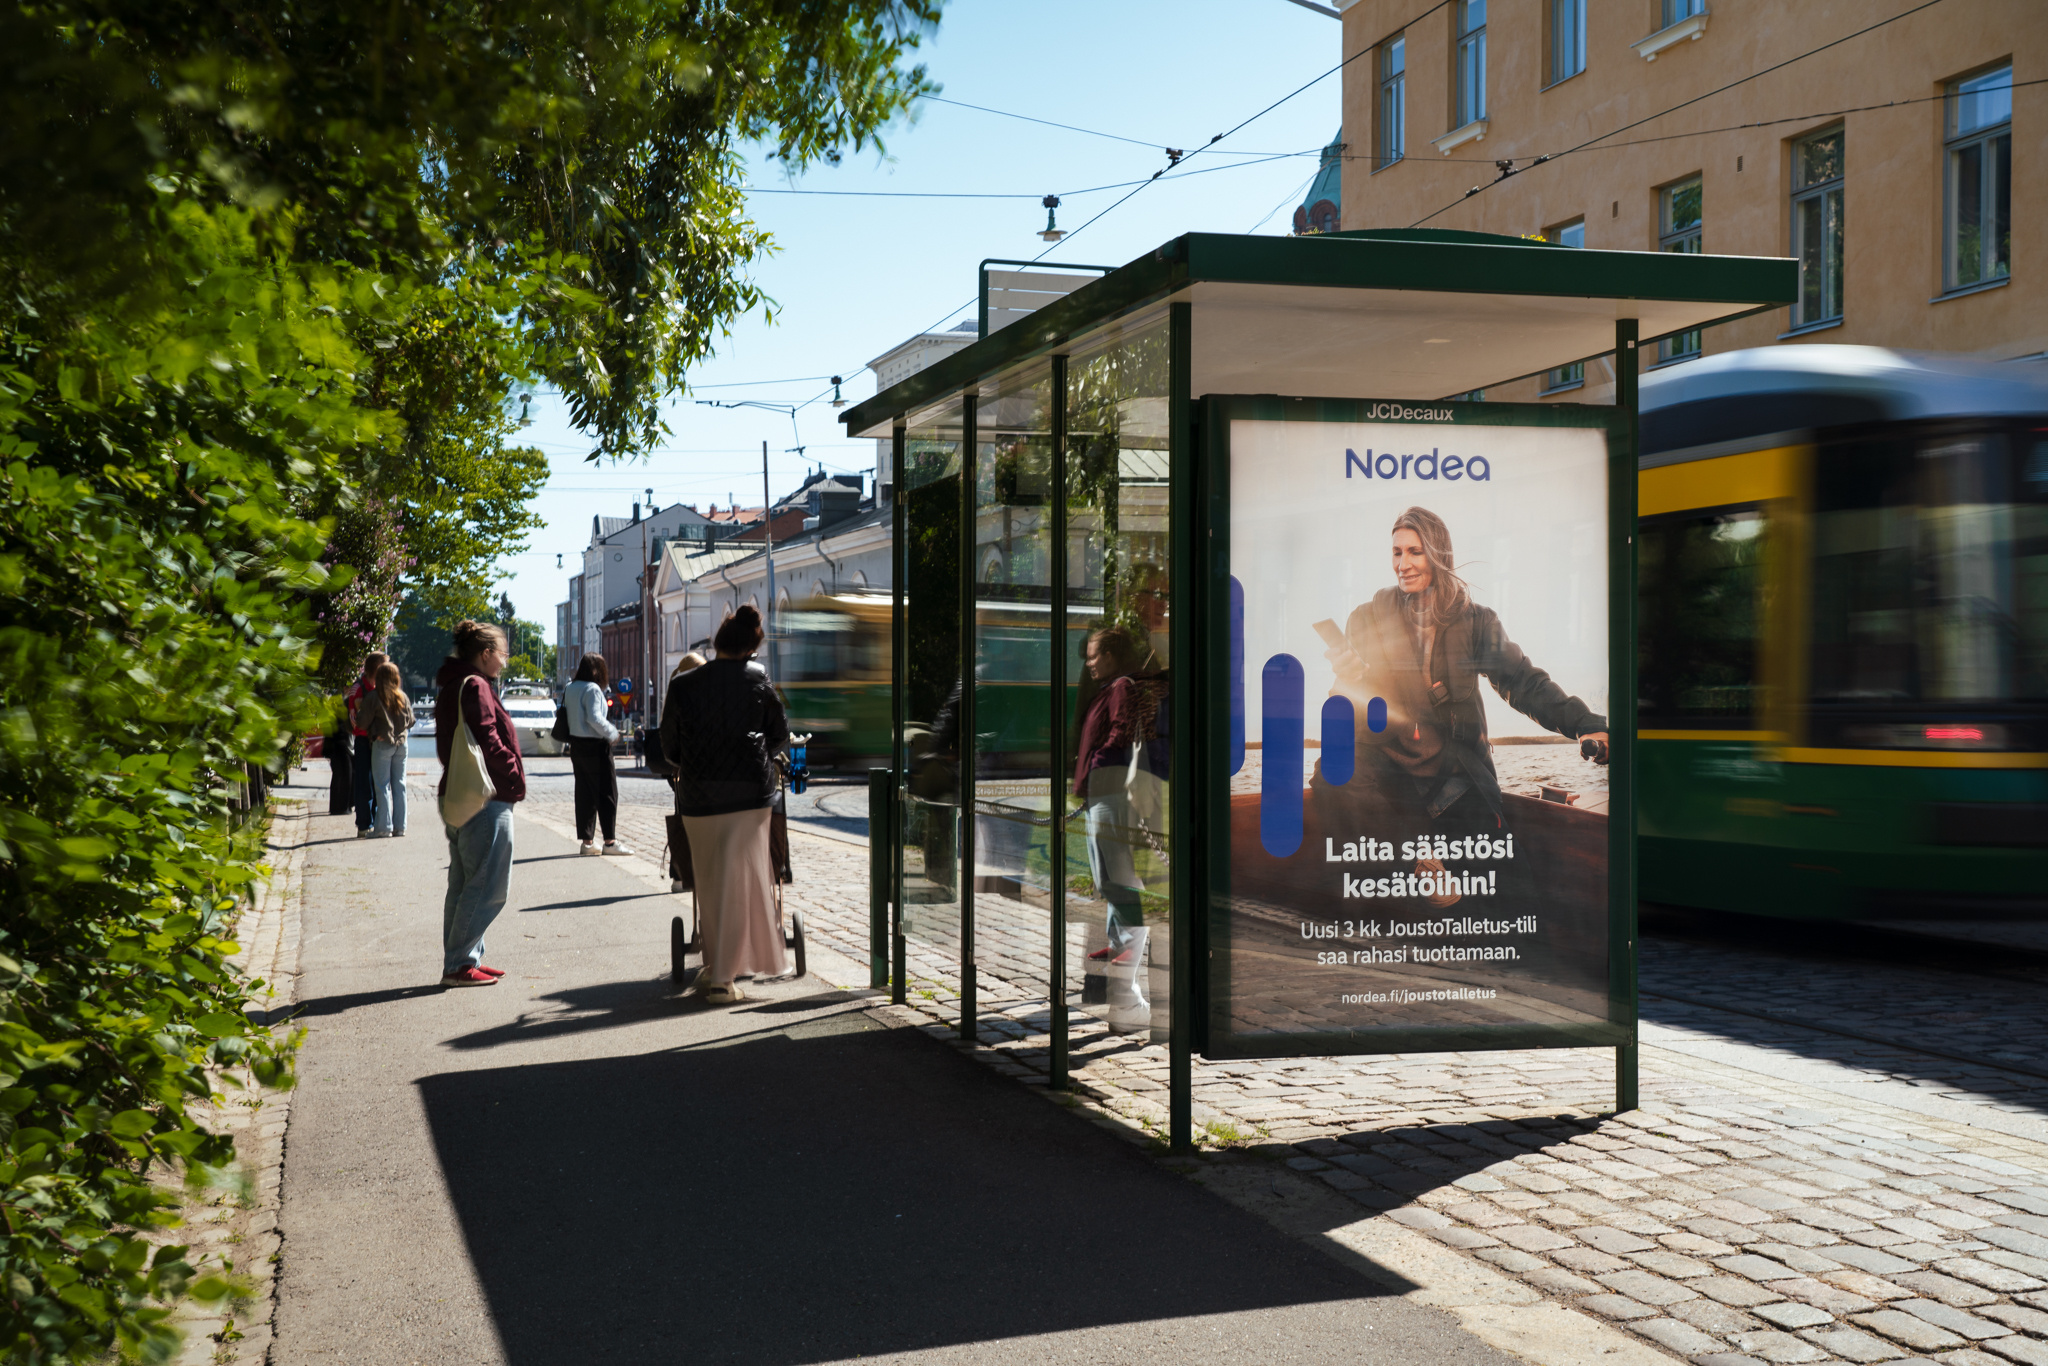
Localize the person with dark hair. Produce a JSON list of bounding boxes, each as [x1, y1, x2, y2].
[[1070, 624, 1166, 1032], [344, 651, 389, 837], [1317, 506, 1607, 907], [433, 620, 525, 988], [565, 652, 629, 856], [658, 606, 789, 1004]]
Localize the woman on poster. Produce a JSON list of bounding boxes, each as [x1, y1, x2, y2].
[[1315, 507, 1607, 905]]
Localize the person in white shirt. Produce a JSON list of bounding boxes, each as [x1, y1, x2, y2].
[[564, 653, 632, 857]]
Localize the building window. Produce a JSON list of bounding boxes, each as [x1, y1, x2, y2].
[[1543, 220, 1586, 392], [1659, 177, 1703, 361], [1945, 63, 2011, 292], [1549, 0, 1585, 85], [1455, 0, 1487, 128], [1661, 0, 1704, 25], [1791, 127, 1844, 328], [1378, 35, 1406, 168]]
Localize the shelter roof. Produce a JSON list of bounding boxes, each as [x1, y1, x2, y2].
[[843, 229, 1797, 436]]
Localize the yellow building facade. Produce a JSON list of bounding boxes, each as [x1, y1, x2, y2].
[[1336, 0, 2043, 400]]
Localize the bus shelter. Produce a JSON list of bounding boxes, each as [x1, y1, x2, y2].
[[841, 229, 1796, 1153]]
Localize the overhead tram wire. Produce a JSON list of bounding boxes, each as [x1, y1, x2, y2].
[[1409, 0, 1959, 226]]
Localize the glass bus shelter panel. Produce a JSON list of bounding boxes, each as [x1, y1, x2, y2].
[[971, 361, 1058, 1023], [1062, 316, 1173, 1045], [899, 399, 965, 1008]]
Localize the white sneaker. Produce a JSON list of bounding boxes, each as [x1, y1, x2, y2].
[[579, 841, 600, 857], [603, 842, 634, 857]]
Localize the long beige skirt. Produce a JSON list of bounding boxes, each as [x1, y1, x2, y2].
[[682, 807, 787, 985]]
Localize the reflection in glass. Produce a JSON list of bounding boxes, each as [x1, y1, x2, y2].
[[1063, 317, 1171, 1039], [1639, 509, 1766, 724], [1809, 429, 2048, 747], [898, 400, 963, 1004], [1792, 129, 1844, 327], [970, 364, 1057, 1019]]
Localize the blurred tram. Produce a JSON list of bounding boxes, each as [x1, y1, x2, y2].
[[1637, 346, 2048, 919]]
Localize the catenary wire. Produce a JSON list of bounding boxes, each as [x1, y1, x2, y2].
[[1410, 0, 1958, 226]]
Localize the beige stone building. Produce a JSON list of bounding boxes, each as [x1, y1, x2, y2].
[[1334, 0, 2042, 401]]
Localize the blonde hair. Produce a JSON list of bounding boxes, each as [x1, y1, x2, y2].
[[671, 651, 708, 679], [1392, 506, 1471, 625], [373, 661, 406, 712]]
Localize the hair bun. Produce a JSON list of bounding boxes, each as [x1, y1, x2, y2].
[[730, 604, 761, 627]]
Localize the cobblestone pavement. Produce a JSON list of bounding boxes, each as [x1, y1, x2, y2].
[[499, 768, 2048, 1366]]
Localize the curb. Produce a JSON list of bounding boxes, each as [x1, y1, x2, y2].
[[169, 798, 309, 1365]]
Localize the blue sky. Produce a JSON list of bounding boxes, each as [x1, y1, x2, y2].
[[500, 0, 1345, 627]]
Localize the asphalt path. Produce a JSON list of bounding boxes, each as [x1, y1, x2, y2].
[[270, 781, 1514, 1365]]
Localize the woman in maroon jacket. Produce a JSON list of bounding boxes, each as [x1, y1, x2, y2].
[[434, 620, 527, 987]]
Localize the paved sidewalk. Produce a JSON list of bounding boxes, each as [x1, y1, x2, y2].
[[511, 772, 2048, 1366], [270, 772, 1538, 1365]]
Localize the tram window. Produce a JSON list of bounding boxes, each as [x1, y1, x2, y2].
[[1811, 430, 2048, 711], [1639, 507, 1767, 725]]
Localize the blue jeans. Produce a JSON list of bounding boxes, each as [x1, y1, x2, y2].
[[1083, 787, 1144, 949], [443, 800, 514, 975], [352, 733, 376, 830], [370, 739, 408, 834]]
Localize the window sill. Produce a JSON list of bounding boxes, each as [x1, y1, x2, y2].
[[1538, 379, 1585, 396], [1778, 317, 1843, 339], [1635, 12, 1708, 60], [1369, 153, 1405, 176], [1433, 119, 1489, 155], [1541, 69, 1584, 93], [1932, 276, 2010, 303], [1647, 352, 1701, 370]]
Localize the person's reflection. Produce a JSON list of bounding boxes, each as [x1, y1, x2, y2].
[[908, 677, 962, 894], [1072, 627, 1167, 1030]]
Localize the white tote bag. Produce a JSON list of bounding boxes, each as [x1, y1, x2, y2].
[[440, 678, 495, 830]]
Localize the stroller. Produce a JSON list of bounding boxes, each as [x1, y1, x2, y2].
[[667, 745, 809, 986]]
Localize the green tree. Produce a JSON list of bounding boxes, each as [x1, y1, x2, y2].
[[0, 3, 942, 1357]]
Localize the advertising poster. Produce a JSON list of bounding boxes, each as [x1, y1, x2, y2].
[[1220, 403, 1617, 1050]]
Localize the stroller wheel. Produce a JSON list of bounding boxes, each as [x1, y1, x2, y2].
[[787, 908, 807, 980], [670, 915, 687, 987]]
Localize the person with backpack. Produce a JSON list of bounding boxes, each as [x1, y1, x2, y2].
[[360, 661, 414, 837], [564, 653, 631, 857], [434, 620, 525, 988], [659, 607, 787, 1004]]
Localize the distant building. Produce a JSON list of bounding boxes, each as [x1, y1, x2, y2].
[[864, 323, 978, 503], [1292, 133, 1344, 235]]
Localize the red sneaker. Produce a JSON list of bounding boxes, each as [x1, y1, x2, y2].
[[1086, 946, 1118, 960], [475, 965, 506, 978], [440, 967, 498, 988], [1111, 947, 1139, 966]]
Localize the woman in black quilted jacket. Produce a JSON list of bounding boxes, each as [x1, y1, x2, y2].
[[657, 606, 789, 1003]]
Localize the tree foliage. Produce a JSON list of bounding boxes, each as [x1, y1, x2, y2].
[[0, 1, 940, 1357]]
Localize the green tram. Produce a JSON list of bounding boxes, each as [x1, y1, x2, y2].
[[1637, 346, 2047, 919], [774, 592, 1091, 770]]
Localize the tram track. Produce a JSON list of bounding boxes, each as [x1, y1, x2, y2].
[[1639, 987, 2048, 1086]]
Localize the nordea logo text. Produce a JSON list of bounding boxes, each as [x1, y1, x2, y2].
[[1344, 447, 1493, 482]]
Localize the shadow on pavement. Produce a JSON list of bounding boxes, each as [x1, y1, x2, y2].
[[418, 1011, 1388, 1365], [518, 893, 663, 914], [440, 975, 700, 1051], [284, 985, 447, 1020]]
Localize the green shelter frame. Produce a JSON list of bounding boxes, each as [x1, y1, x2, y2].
[[843, 228, 1796, 1153]]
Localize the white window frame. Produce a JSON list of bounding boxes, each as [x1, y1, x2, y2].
[[1658, 177, 1703, 362], [1549, 0, 1585, 86], [1790, 127, 1845, 329], [1943, 63, 2012, 293], [1662, 0, 1705, 24], [1377, 34, 1406, 170], [1456, 0, 1487, 130]]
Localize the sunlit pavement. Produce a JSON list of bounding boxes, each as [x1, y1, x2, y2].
[[266, 772, 1519, 1365], [315, 763, 2048, 1364]]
